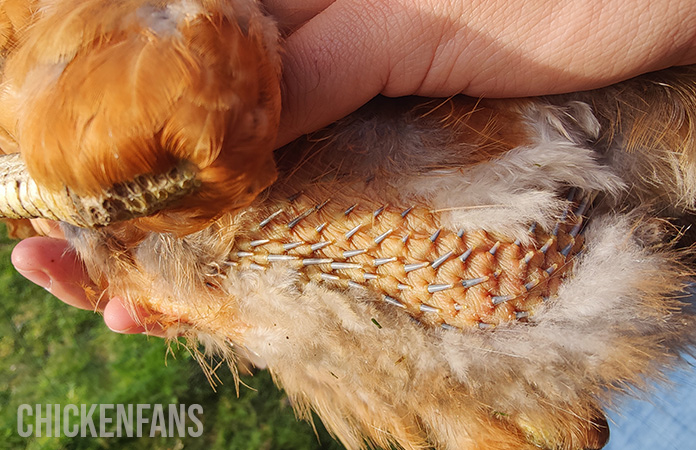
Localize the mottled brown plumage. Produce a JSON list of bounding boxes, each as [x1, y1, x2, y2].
[[0, 0, 282, 234], [0, 2, 695, 450]]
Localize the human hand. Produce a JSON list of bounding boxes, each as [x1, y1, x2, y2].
[[11, 0, 696, 334], [12, 222, 166, 336], [271, 0, 696, 145]]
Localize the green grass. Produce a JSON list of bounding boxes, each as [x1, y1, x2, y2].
[[0, 225, 344, 450]]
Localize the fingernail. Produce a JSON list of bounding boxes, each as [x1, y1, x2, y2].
[[107, 322, 145, 334], [16, 269, 52, 291], [112, 326, 140, 334]]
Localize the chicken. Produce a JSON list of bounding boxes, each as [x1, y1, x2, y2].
[[1, 1, 696, 450], [0, 0, 282, 234]]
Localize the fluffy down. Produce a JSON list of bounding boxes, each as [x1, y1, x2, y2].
[[64, 81, 696, 449]]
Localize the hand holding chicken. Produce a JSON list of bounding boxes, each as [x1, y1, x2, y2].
[[3, 1, 696, 449]]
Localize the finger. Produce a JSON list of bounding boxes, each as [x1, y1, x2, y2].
[[275, 0, 393, 146], [30, 219, 65, 238], [262, 0, 334, 34], [103, 297, 146, 333], [11, 237, 100, 311], [103, 297, 167, 337], [275, 0, 696, 147], [275, 0, 463, 146]]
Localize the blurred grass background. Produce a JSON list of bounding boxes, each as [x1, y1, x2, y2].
[[0, 224, 343, 450]]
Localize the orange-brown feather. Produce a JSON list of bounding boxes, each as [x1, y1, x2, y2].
[[0, 0, 34, 52], [0, 0, 281, 235]]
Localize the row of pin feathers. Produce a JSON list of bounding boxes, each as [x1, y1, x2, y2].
[[206, 190, 589, 330]]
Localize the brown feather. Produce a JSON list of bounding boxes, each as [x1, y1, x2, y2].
[[558, 65, 696, 214], [0, 0, 282, 235], [0, 2, 695, 449]]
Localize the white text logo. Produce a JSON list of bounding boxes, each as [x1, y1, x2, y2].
[[17, 404, 204, 438]]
